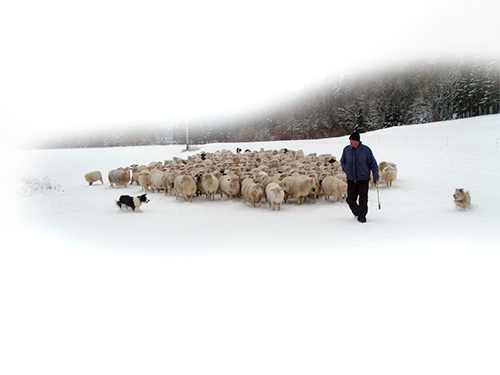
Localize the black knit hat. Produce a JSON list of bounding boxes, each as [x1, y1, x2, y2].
[[349, 131, 360, 142]]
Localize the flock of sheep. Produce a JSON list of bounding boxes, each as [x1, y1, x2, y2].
[[84, 147, 398, 211]]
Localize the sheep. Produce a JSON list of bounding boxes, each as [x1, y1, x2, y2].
[[219, 175, 240, 200], [104, 148, 346, 206], [150, 171, 166, 193], [242, 178, 265, 207], [335, 171, 347, 182], [380, 164, 398, 186], [148, 161, 163, 170], [130, 168, 140, 185], [201, 173, 219, 200], [308, 174, 321, 202], [108, 168, 130, 188], [130, 164, 148, 185], [162, 171, 178, 196], [281, 175, 317, 204], [173, 174, 197, 202], [84, 170, 103, 185], [194, 173, 205, 197], [260, 174, 282, 201], [265, 182, 285, 211], [138, 170, 152, 191], [378, 161, 396, 173], [320, 176, 347, 201]]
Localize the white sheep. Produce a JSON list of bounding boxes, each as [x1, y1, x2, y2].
[[380, 164, 397, 186], [162, 171, 178, 196], [320, 176, 347, 201], [138, 170, 152, 191], [130, 164, 147, 185], [378, 161, 396, 173], [265, 182, 285, 211], [84, 170, 103, 185], [219, 175, 240, 200], [150, 171, 166, 193], [148, 161, 162, 169], [201, 173, 219, 200], [282, 175, 317, 204], [173, 174, 197, 202], [242, 178, 265, 207], [108, 168, 130, 188]]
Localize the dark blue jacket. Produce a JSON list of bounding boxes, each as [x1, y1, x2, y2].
[[340, 143, 379, 182]]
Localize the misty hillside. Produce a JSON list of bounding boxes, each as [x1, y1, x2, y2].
[[45, 58, 499, 149], [174, 0, 500, 143]]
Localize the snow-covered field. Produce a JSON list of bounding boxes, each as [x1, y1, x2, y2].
[[2, 115, 500, 374]]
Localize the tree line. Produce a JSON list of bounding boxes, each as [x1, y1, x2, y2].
[[172, 57, 499, 144], [46, 127, 175, 149]]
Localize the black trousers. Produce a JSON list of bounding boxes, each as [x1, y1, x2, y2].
[[346, 180, 369, 220]]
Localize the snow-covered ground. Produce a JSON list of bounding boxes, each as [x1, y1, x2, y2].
[[2, 115, 500, 374]]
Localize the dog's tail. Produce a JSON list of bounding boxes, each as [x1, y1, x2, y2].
[[116, 200, 122, 209]]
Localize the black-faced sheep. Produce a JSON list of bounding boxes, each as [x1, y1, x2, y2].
[[84, 170, 103, 185], [194, 173, 205, 197]]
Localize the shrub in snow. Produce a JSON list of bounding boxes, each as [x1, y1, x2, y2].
[[0, 161, 60, 198]]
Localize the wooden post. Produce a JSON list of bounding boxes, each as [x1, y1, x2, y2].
[[185, 115, 189, 151]]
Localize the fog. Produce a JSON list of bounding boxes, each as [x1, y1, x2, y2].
[[1, 0, 498, 148]]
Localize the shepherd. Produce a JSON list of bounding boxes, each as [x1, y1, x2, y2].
[[340, 131, 379, 223]]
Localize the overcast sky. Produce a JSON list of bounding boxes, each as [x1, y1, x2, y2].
[[1, 0, 498, 147]]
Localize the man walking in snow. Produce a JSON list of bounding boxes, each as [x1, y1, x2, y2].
[[340, 131, 379, 223]]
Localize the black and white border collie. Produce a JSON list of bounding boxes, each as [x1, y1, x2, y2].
[[116, 194, 149, 212]]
